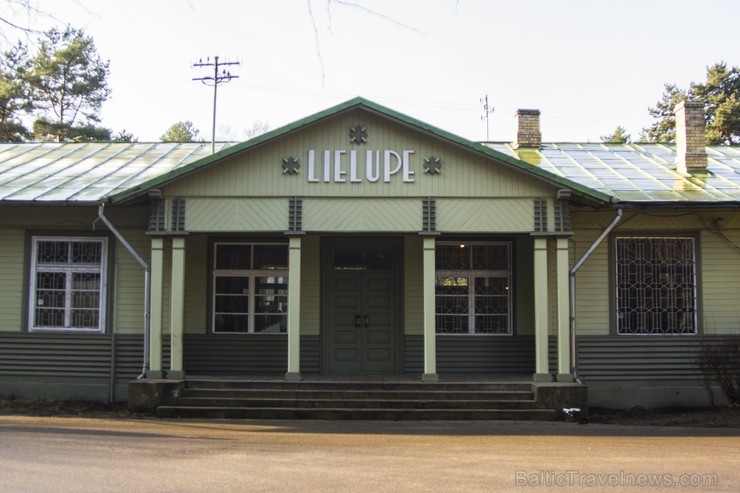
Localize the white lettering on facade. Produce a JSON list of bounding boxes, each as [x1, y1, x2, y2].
[[305, 149, 416, 183]]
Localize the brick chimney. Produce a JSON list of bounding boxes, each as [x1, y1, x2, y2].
[[675, 100, 707, 172], [514, 109, 541, 148]]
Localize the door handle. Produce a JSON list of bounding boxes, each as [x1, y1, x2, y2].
[[363, 315, 369, 327], [355, 315, 362, 328]]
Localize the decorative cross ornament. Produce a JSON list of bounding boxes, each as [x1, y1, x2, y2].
[[424, 156, 442, 174], [349, 125, 368, 144], [282, 156, 300, 174]]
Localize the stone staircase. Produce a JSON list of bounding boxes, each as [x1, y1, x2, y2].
[[155, 379, 562, 420]]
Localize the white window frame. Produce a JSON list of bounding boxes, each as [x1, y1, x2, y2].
[[28, 236, 108, 333], [614, 235, 698, 335], [435, 241, 513, 335], [212, 242, 288, 334]]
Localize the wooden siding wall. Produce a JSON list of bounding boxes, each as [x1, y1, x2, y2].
[[164, 110, 555, 200], [0, 205, 151, 335], [576, 336, 713, 381], [0, 226, 24, 332], [404, 335, 536, 373], [303, 198, 419, 231], [182, 335, 317, 374], [570, 209, 740, 336], [437, 198, 533, 232], [404, 236, 424, 336], [0, 333, 167, 400]]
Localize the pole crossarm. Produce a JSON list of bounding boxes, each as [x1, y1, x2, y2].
[[192, 55, 241, 153]]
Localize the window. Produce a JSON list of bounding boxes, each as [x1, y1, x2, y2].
[[435, 242, 512, 335], [212, 242, 288, 333], [29, 237, 108, 332], [615, 236, 697, 335]]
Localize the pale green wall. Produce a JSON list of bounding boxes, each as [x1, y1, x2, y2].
[[570, 209, 740, 336], [404, 235, 424, 336], [164, 110, 556, 201], [300, 235, 321, 335], [0, 226, 24, 332], [0, 205, 151, 335]]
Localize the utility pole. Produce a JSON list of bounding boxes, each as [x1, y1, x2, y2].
[[192, 56, 240, 153], [480, 94, 494, 141]]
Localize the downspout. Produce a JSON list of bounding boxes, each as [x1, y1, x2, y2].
[[97, 204, 151, 379], [569, 208, 622, 382]]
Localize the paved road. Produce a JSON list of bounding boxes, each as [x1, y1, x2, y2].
[[1, 416, 738, 493]]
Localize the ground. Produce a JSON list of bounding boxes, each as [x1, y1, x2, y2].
[[1, 398, 739, 427]]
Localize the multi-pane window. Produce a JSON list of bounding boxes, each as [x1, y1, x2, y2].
[[212, 242, 288, 334], [435, 242, 512, 335], [29, 237, 108, 332], [615, 236, 697, 335]]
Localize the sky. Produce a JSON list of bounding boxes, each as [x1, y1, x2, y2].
[[2, 0, 739, 144]]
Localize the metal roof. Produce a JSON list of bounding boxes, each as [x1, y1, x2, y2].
[[2, 105, 740, 206], [0, 142, 233, 202], [486, 142, 740, 203]]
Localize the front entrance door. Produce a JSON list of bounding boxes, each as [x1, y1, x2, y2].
[[325, 240, 399, 373]]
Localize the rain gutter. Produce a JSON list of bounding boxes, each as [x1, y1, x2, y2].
[[97, 204, 151, 379], [569, 208, 623, 381]]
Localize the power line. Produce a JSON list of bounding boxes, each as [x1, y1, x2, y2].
[[192, 55, 240, 153]]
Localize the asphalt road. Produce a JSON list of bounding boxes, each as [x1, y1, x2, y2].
[[1, 416, 738, 493]]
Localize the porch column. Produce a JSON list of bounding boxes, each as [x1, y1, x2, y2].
[[148, 237, 165, 379], [285, 235, 303, 381], [422, 236, 439, 382], [556, 237, 573, 382], [533, 237, 551, 382], [168, 237, 186, 379]]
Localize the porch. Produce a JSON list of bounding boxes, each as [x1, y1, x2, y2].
[[128, 374, 587, 421]]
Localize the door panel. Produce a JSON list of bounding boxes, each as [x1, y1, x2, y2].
[[325, 241, 398, 373]]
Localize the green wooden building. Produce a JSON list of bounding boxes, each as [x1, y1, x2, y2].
[[1, 98, 738, 409]]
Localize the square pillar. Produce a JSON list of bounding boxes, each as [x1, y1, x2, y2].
[[556, 237, 573, 382], [168, 237, 186, 379], [533, 237, 551, 382], [421, 236, 438, 383], [148, 237, 165, 379], [285, 235, 303, 381]]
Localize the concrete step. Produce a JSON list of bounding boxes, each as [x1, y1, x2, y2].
[[180, 388, 535, 401], [156, 406, 559, 421], [183, 379, 533, 393], [172, 397, 541, 410]]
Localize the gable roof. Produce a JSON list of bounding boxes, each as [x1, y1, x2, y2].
[[103, 97, 612, 205]]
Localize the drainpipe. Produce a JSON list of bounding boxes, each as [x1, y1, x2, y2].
[[569, 208, 622, 381], [98, 204, 151, 379]]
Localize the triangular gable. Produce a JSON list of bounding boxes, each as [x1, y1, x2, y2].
[[106, 97, 612, 205]]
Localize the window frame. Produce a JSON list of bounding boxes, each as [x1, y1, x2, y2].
[[435, 240, 513, 336], [28, 235, 109, 333], [211, 241, 289, 335], [613, 234, 698, 336]]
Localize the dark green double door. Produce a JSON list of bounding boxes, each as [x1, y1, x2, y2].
[[325, 240, 399, 373]]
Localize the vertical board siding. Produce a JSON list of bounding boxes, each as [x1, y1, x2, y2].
[[0, 228, 24, 332], [700, 229, 740, 333], [184, 235, 208, 333], [112, 229, 151, 334], [404, 236, 424, 336], [300, 236, 321, 336], [164, 110, 556, 199]]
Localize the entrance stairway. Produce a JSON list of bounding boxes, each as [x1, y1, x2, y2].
[[155, 378, 561, 420]]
